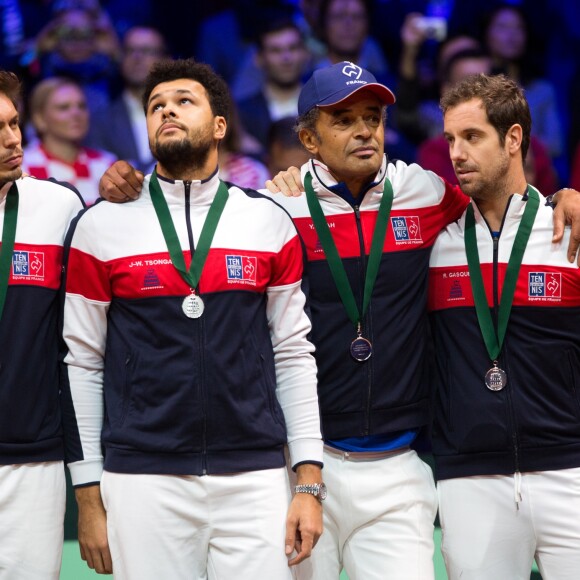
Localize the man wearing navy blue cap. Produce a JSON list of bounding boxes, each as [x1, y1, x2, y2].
[[265, 59, 466, 580]]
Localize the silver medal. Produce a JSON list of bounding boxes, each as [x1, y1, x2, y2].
[[485, 362, 507, 391], [182, 294, 204, 319]]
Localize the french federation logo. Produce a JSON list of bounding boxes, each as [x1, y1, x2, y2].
[[226, 255, 257, 285], [449, 280, 463, 299], [12, 251, 45, 278], [141, 267, 163, 290], [391, 216, 423, 243], [342, 62, 362, 79], [528, 272, 561, 298]]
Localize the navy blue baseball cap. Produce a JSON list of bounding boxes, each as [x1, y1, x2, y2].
[[298, 61, 396, 116]]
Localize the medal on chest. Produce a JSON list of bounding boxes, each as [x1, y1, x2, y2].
[[464, 187, 540, 392], [182, 292, 205, 319], [350, 323, 372, 361], [304, 173, 394, 364], [484, 361, 507, 391], [149, 172, 229, 321]]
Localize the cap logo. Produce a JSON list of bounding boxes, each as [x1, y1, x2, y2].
[[342, 62, 362, 79]]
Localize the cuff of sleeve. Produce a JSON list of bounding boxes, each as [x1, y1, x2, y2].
[[288, 438, 324, 470], [68, 458, 104, 487]]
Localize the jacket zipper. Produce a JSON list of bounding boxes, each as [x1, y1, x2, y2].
[[354, 204, 373, 435], [184, 181, 208, 475], [489, 209, 520, 476]]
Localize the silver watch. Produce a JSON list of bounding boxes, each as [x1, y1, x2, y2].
[[294, 482, 327, 501]]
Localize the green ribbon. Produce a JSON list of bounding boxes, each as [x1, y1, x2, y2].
[[304, 172, 393, 330], [464, 186, 540, 360], [0, 183, 19, 322], [148, 171, 228, 291]]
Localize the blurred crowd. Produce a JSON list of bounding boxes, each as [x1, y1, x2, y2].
[[1, 0, 579, 204]]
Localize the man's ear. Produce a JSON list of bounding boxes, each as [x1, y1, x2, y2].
[[299, 128, 319, 155], [214, 116, 227, 140], [506, 123, 523, 156]]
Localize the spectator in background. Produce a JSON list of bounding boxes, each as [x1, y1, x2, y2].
[[31, 6, 120, 114], [417, 48, 558, 194], [237, 19, 310, 153], [267, 116, 310, 178], [481, 4, 563, 161], [397, 11, 481, 146], [23, 77, 116, 204], [218, 102, 270, 190], [85, 26, 167, 172], [314, 0, 392, 86]]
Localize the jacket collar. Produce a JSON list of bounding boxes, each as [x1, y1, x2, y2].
[[301, 156, 388, 207], [143, 166, 221, 206]]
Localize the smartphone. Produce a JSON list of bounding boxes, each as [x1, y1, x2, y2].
[[416, 16, 447, 42]]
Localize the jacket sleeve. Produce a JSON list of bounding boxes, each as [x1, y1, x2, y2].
[[61, 210, 111, 486], [266, 213, 323, 469]]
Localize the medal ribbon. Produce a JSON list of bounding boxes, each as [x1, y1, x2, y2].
[[0, 183, 19, 321], [464, 186, 540, 360], [149, 171, 228, 291], [304, 172, 393, 329]]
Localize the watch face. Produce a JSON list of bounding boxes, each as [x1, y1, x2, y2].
[[318, 482, 327, 500]]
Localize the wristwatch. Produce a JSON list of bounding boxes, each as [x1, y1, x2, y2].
[[294, 482, 327, 501]]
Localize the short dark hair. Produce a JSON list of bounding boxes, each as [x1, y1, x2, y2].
[[441, 48, 491, 86], [142, 58, 230, 123], [440, 73, 531, 161], [0, 70, 22, 109], [257, 19, 303, 51], [268, 116, 304, 150]]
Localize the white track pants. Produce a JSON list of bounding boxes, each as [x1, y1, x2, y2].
[[438, 467, 580, 580], [101, 467, 295, 580], [297, 447, 437, 580], [0, 462, 65, 580]]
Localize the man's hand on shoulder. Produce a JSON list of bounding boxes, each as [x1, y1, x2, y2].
[[100, 160, 144, 203], [551, 188, 580, 266], [265, 166, 304, 197]]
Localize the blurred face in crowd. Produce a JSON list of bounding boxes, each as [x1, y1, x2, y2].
[[325, 0, 368, 60], [55, 10, 97, 63], [441, 56, 492, 94], [485, 7, 526, 61], [300, 90, 384, 195], [437, 35, 480, 75], [0, 94, 23, 186], [122, 28, 166, 89], [34, 84, 89, 145], [268, 142, 310, 177], [258, 27, 308, 89]]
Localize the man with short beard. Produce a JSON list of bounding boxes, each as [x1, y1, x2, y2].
[[429, 73, 580, 580], [62, 59, 324, 579], [0, 70, 84, 579]]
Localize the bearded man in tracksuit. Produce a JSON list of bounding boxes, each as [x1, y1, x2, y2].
[[428, 74, 580, 579], [62, 59, 324, 580]]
